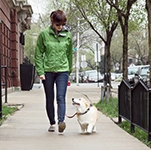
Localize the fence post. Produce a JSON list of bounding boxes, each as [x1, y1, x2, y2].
[[118, 85, 122, 123], [105, 84, 110, 104], [130, 124, 135, 133], [3, 66, 7, 103], [148, 91, 151, 141]]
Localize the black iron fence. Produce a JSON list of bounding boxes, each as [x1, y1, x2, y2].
[[1, 66, 7, 103], [118, 78, 151, 141], [0, 66, 8, 118]]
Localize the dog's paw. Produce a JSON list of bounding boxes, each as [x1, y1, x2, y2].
[[87, 131, 93, 134], [79, 130, 85, 134]]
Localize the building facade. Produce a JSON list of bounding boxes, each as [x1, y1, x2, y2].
[[0, 0, 33, 90]]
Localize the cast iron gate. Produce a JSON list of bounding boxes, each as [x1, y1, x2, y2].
[[118, 79, 151, 141]]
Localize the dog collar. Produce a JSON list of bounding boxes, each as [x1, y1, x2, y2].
[[77, 104, 93, 116]]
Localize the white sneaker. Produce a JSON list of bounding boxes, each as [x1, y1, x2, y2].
[[48, 125, 55, 132]]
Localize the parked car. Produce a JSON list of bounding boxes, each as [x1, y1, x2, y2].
[[88, 72, 104, 82], [69, 72, 83, 83], [111, 72, 119, 81], [83, 70, 98, 83], [128, 65, 144, 85], [139, 65, 149, 83], [69, 73, 76, 82]]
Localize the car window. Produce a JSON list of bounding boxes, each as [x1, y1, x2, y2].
[[128, 66, 144, 75], [128, 67, 139, 75], [140, 67, 149, 75], [84, 70, 97, 76], [88, 72, 101, 76]]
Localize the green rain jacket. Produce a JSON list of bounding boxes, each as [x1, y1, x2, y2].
[[35, 26, 73, 76]]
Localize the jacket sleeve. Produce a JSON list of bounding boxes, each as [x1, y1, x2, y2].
[[67, 32, 73, 75], [34, 32, 45, 76]]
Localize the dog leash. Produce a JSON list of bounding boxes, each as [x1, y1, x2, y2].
[[66, 112, 77, 118], [66, 104, 93, 119]]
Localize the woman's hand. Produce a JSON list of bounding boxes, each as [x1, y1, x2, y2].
[[40, 75, 45, 80]]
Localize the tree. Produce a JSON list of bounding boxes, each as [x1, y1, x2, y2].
[[24, 23, 42, 64], [110, 28, 123, 72], [106, 0, 138, 80], [128, 29, 148, 65], [71, 0, 118, 87], [146, 0, 151, 87]]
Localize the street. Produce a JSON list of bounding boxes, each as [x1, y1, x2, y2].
[[71, 81, 120, 89]]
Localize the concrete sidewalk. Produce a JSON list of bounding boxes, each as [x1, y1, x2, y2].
[[0, 84, 150, 150]]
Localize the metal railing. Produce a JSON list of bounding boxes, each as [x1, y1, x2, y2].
[[118, 78, 151, 141], [1, 66, 7, 103], [0, 66, 8, 118]]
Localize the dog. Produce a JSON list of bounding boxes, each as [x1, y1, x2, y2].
[[72, 97, 98, 134]]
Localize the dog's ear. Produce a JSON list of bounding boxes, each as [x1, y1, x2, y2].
[[85, 102, 89, 108], [81, 98, 89, 108]]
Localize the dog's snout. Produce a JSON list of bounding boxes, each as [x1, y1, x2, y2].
[[72, 98, 74, 102]]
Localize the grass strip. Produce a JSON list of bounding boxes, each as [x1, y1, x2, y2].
[[0, 105, 18, 125], [95, 97, 151, 148]]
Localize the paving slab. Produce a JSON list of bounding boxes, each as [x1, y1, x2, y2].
[[0, 84, 150, 150]]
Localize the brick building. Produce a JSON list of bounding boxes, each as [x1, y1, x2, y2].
[[0, 0, 33, 91]]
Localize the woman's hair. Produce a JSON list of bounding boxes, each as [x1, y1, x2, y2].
[[50, 10, 67, 24]]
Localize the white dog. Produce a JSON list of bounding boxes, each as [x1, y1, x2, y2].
[[72, 97, 98, 134]]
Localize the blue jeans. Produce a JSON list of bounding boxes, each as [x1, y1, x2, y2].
[[42, 72, 68, 125]]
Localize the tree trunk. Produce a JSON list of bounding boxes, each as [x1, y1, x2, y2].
[[106, 0, 137, 82], [122, 21, 129, 80], [146, 0, 151, 87], [105, 37, 112, 86], [104, 34, 112, 102]]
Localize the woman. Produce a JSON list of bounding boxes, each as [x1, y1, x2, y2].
[[35, 10, 72, 133]]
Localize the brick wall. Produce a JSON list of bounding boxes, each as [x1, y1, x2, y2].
[[0, 0, 33, 89], [10, 9, 20, 87], [0, 0, 16, 87]]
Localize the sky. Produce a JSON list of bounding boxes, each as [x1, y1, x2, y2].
[[27, 0, 47, 13], [27, 0, 47, 21]]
